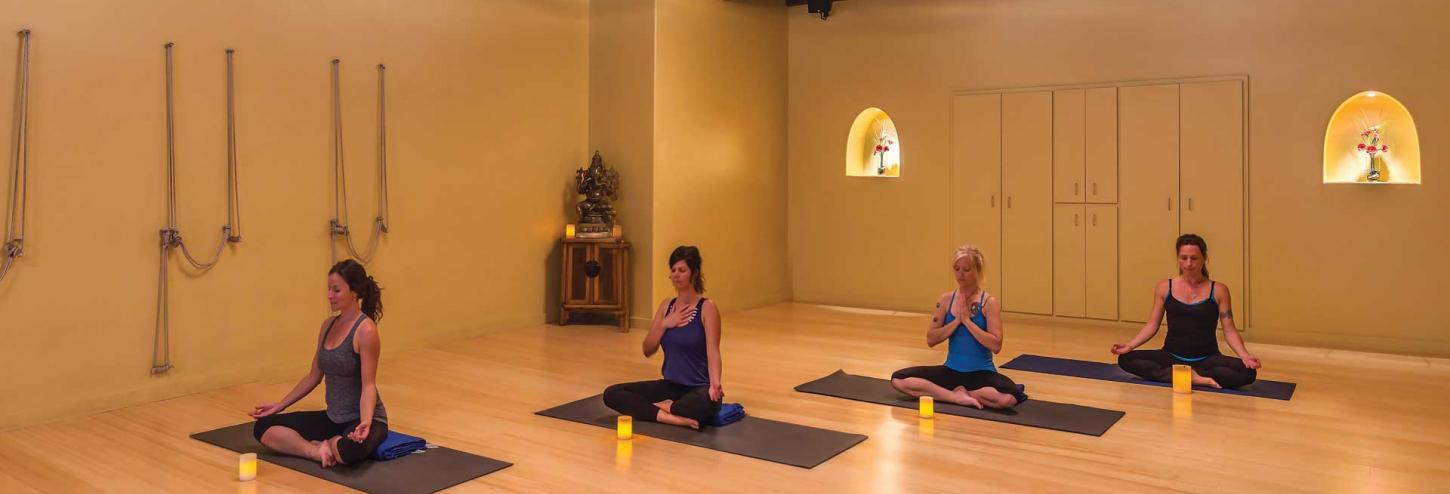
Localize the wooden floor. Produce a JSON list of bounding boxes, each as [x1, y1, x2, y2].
[[3, 303, 1449, 493]]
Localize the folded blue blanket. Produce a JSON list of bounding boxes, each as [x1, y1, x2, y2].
[[371, 430, 427, 461], [711, 403, 746, 427]]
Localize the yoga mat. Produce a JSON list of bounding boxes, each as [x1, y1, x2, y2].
[[794, 370, 1124, 437], [535, 395, 866, 469], [192, 423, 511, 494], [1000, 354, 1297, 400]]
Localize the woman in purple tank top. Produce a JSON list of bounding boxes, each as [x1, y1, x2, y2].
[[249, 260, 390, 467], [604, 246, 724, 429]]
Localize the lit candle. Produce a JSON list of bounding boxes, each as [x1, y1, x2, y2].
[[919, 396, 934, 418], [238, 452, 257, 482], [1172, 364, 1193, 394], [616, 415, 633, 440], [565, 224, 576, 238], [611, 224, 622, 238]]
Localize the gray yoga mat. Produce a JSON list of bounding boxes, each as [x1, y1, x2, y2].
[[191, 422, 511, 494], [1000, 354, 1297, 400], [794, 370, 1125, 436], [535, 394, 866, 469]]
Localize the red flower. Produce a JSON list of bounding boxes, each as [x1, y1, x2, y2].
[[1367, 145, 1378, 152], [883, 146, 890, 152], [875, 145, 883, 152], [1381, 145, 1389, 152], [1357, 143, 1366, 150]]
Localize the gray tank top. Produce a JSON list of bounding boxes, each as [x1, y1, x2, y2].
[[319, 315, 388, 424]]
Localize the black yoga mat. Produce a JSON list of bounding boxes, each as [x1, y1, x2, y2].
[[535, 395, 866, 469], [192, 423, 511, 494], [1000, 354, 1297, 401], [794, 370, 1125, 437]]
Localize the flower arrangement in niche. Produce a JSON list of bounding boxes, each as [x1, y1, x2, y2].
[[873, 131, 894, 175], [1355, 125, 1389, 182]]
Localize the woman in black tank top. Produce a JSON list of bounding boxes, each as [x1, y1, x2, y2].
[[249, 260, 390, 467], [1111, 234, 1261, 389]]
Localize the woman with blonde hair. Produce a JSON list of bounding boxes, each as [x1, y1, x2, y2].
[[889, 245, 1026, 409]]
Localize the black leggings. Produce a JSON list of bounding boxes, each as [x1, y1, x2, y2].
[[603, 379, 721, 425], [890, 365, 1027, 403], [253, 410, 389, 464], [1118, 350, 1257, 389]]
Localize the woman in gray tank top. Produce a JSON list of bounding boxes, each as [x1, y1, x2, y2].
[[250, 260, 390, 467]]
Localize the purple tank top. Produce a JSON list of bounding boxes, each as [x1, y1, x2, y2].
[[660, 298, 710, 387]]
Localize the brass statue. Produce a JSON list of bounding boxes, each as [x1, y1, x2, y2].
[[574, 151, 620, 238]]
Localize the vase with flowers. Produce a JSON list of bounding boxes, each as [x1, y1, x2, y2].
[[872, 133, 894, 176], [1356, 126, 1390, 182]]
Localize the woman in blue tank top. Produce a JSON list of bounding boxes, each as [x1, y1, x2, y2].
[[890, 245, 1027, 409], [603, 246, 723, 429], [249, 260, 390, 467], [1112, 234, 1261, 389]]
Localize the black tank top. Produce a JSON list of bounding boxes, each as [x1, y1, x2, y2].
[[1163, 279, 1219, 359]]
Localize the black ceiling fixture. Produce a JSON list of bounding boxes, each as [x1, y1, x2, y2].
[[786, 0, 840, 20]]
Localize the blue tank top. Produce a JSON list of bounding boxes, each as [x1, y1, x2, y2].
[[943, 291, 996, 373], [660, 298, 710, 387]]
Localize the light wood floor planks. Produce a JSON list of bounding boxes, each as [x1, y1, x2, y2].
[[2, 303, 1447, 493]]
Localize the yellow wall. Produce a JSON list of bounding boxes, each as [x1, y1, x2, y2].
[[589, 0, 655, 327], [0, 0, 588, 430], [654, 0, 790, 313], [787, 0, 1450, 356]]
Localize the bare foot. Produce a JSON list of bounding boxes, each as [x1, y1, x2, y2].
[[656, 411, 701, 430], [1191, 373, 1222, 389], [315, 439, 337, 467], [653, 400, 674, 413], [950, 386, 985, 409]]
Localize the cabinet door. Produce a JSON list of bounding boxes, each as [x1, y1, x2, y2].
[[593, 245, 622, 307], [1086, 204, 1119, 320], [1001, 91, 1054, 315], [1086, 87, 1118, 203], [1053, 89, 1086, 203], [1118, 84, 1180, 323], [1053, 204, 1086, 318], [563, 243, 592, 306], [952, 94, 1003, 296], [1181, 80, 1245, 326]]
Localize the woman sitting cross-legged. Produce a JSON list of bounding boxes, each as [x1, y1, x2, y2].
[[890, 245, 1028, 410]]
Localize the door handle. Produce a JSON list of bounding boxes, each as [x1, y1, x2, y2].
[[1093, 182, 1098, 196], [1092, 213, 1097, 226], [1007, 196, 1012, 209], [1074, 213, 1079, 227], [1168, 197, 1172, 211], [1188, 198, 1194, 211], [991, 195, 996, 208], [1074, 182, 1080, 196]]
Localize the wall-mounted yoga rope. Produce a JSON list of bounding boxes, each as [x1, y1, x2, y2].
[[151, 43, 243, 374], [1, 29, 33, 284], [328, 59, 390, 266]]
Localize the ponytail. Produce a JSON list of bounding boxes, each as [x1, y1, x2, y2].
[[329, 260, 385, 322]]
